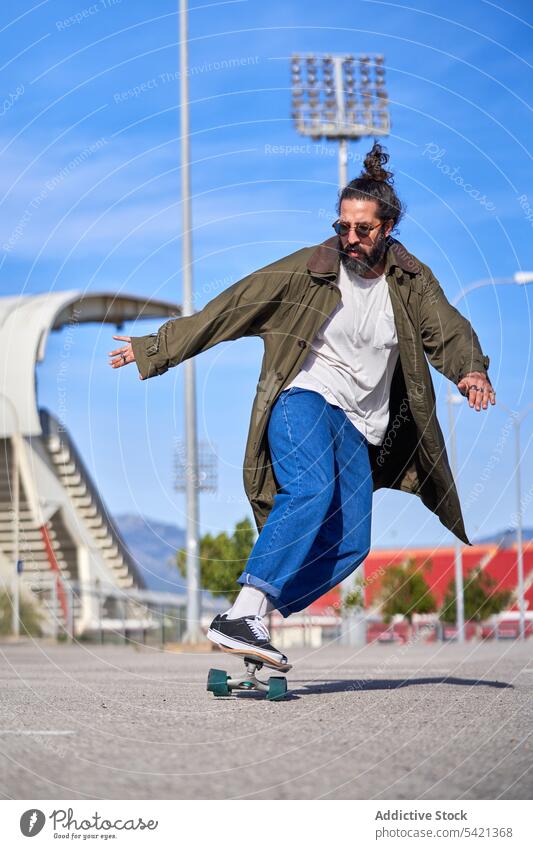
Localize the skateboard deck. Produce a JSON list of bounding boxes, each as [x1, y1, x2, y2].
[[216, 643, 292, 672]]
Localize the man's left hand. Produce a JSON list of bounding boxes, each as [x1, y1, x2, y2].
[[457, 371, 496, 411]]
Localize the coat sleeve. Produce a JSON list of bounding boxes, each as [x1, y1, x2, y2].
[[419, 266, 490, 384], [130, 258, 290, 380]]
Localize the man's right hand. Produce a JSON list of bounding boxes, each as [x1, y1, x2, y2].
[[108, 335, 144, 379]]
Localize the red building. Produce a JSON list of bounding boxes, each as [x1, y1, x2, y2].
[[305, 540, 533, 642]]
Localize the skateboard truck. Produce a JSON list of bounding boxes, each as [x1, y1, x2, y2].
[[207, 656, 290, 701]]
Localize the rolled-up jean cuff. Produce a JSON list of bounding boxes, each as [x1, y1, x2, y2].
[[236, 572, 280, 600]]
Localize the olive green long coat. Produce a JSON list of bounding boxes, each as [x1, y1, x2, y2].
[[131, 236, 490, 545]]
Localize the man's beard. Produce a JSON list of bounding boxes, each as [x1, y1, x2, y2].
[[339, 227, 388, 276]]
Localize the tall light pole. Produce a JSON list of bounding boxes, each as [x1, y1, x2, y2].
[[0, 393, 21, 638], [179, 0, 202, 642], [290, 53, 390, 191], [447, 389, 465, 641], [447, 271, 533, 642], [497, 402, 533, 641]]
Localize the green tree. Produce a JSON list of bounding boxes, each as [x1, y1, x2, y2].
[[177, 516, 256, 603], [342, 574, 364, 612], [0, 591, 43, 637], [378, 557, 437, 624], [439, 566, 512, 624]]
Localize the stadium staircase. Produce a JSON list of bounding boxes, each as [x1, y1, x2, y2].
[[0, 410, 146, 636]]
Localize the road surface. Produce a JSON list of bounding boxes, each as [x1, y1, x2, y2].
[[0, 638, 531, 799]]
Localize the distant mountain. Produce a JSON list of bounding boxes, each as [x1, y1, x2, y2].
[[114, 513, 186, 594], [115, 515, 532, 601], [472, 527, 533, 547]]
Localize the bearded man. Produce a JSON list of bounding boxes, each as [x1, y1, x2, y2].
[[109, 142, 494, 669]]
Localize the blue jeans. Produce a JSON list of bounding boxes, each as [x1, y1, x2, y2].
[[237, 387, 373, 617]]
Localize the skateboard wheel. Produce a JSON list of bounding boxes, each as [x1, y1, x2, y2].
[[207, 668, 230, 696], [267, 676, 287, 701]]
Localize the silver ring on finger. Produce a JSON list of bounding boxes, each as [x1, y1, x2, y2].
[[121, 353, 127, 364]]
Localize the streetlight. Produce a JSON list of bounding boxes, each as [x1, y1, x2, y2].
[[179, 0, 203, 643], [290, 53, 390, 190], [446, 271, 533, 642], [447, 389, 465, 641], [496, 402, 533, 641], [0, 393, 21, 638]]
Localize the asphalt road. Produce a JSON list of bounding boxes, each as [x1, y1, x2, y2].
[[0, 638, 531, 800]]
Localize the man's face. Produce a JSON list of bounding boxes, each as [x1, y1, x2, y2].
[[337, 198, 393, 276]]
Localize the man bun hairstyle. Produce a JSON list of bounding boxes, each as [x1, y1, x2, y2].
[[337, 140, 405, 231], [360, 141, 394, 182]]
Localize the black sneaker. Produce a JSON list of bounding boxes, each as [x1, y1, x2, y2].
[[207, 613, 290, 670]]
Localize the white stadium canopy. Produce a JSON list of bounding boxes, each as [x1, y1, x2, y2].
[[0, 290, 180, 437]]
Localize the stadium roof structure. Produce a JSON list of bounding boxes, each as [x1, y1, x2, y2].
[[0, 290, 180, 437], [0, 291, 182, 635]]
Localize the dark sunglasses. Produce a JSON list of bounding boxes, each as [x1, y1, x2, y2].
[[332, 219, 383, 238]]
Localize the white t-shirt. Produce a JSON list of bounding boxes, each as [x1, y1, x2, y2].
[[284, 261, 400, 445]]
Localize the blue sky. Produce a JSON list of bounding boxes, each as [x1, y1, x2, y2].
[[1, 0, 532, 548]]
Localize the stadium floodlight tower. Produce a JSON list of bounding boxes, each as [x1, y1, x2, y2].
[[175, 439, 218, 496], [291, 53, 390, 645], [291, 53, 390, 190]]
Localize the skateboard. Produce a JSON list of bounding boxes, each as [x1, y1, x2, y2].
[[207, 653, 292, 701]]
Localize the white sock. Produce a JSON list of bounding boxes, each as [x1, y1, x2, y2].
[[226, 586, 275, 619]]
